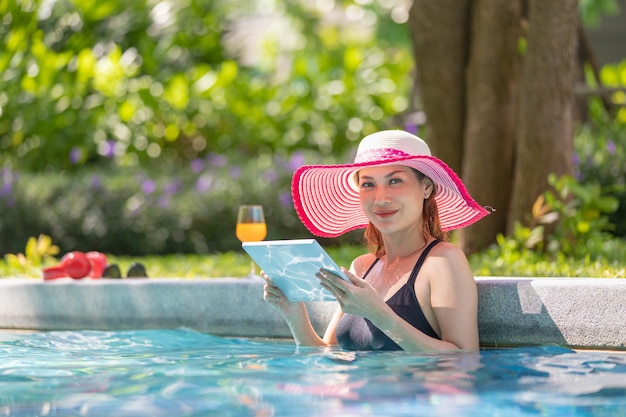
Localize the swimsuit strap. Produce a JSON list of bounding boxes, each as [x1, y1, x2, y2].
[[362, 257, 380, 280], [406, 239, 441, 287], [362, 239, 440, 283]]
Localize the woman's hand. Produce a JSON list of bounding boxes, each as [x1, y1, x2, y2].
[[316, 267, 387, 319], [261, 270, 327, 347], [261, 270, 302, 317]]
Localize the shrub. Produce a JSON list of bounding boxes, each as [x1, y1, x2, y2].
[[576, 59, 626, 237], [0, 0, 413, 173], [0, 150, 355, 256], [470, 173, 625, 277]]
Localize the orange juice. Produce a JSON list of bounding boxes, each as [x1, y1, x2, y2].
[[236, 223, 267, 242]]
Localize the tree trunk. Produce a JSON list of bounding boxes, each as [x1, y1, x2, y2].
[[408, 0, 471, 175], [508, 0, 579, 231], [457, 0, 523, 254]]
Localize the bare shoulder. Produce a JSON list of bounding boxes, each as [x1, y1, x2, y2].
[[431, 241, 468, 261], [426, 241, 473, 280], [350, 253, 378, 277]]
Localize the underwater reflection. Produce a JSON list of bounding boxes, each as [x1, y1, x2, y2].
[[271, 349, 485, 403]]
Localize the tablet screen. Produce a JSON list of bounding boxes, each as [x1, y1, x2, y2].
[[242, 239, 349, 302]]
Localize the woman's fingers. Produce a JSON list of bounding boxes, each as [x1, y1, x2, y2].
[[316, 268, 350, 299], [261, 270, 287, 302], [319, 267, 364, 286], [261, 271, 282, 294], [264, 282, 284, 297], [260, 270, 272, 282], [341, 267, 365, 286], [317, 268, 343, 283]]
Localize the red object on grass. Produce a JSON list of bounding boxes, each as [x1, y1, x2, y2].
[[86, 251, 108, 278], [42, 251, 108, 281]]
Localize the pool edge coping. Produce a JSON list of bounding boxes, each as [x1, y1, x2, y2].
[[0, 277, 624, 350]]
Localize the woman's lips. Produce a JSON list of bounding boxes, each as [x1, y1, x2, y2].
[[374, 210, 397, 218]]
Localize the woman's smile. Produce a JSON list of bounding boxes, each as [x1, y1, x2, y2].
[[374, 209, 398, 219], [358, 165, 427, 231]]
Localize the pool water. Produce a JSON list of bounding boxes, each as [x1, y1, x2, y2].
[[1, 329, 625, 417]]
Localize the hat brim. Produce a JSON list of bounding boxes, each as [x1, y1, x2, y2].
[[291, 155, 489, 238]]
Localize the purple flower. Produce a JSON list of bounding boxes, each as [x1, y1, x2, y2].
[[206, 153, 227, 168], [104, 140, 116, 158], [158, 195, 169, 208], [287, 152, 305, 172], [229, 167, 241, 179], [1, 168, 12, 194], [1, 168, 16, 205], [190, 158, 205, 173], [195, 173, 214, 192], [69, 147, 82, 164], [572, 151, 580, 167], [279, 191, 292, 207], [264, 168, 279, 183], [607, 140, 616, 154], [142, 179, 156, 194], [90, 174, 103, 190], [164, 179, 182, 195], [573, 160, 583, 180], [404, 122, 418, 135], [0, 181, 11, 197]]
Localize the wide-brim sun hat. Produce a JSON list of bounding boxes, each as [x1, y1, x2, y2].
[[291, 130, 490, 238]]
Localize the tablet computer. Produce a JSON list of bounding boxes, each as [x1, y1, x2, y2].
[[242, 239, 350, 302]]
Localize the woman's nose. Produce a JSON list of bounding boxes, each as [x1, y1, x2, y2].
[[374, 187, 391, 206]]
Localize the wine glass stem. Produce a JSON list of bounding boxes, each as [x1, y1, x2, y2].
[[249, 260, 256, 277]]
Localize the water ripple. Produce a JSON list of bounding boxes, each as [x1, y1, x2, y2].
[[0, 329, 624, 416]]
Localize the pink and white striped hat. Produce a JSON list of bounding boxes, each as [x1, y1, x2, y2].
[[291, 130, 490, 238]]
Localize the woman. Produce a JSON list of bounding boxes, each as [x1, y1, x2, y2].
[[263, 130, 490, 351]]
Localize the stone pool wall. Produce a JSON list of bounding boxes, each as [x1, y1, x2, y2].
[[0, 277, 624, 350]]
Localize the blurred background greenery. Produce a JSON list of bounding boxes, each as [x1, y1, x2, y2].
[[1, 0, 625, 277], [1, 0, 415, 255]]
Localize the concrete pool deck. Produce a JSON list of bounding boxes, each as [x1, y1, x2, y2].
[[0, 277, 624, 350]]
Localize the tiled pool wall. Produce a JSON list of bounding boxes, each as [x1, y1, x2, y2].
[[0, 277, 624, 350]]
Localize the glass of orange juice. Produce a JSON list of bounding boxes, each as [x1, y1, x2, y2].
[[236, 205, 267, 277]]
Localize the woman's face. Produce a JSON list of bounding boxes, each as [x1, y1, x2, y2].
[[358, 165, 431, 236]]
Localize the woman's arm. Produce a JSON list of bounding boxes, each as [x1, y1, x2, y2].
[[318, 245, 479, 352], [422, 244, 479, 350], [262, 272, 327, 347], [262, 253, 373, 347], [322, 307, 343, 345]]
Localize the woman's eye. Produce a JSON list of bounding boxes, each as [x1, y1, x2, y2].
[[360, 181, 374, 188], [389, 178, 402, 185]]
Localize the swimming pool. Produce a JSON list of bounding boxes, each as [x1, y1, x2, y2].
[[1, 329, 625, 416]]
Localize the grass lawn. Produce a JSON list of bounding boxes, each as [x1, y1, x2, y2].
[[59, 246, 626, 279], [103, 245, 367, 279], [2, 243, 625, 279]]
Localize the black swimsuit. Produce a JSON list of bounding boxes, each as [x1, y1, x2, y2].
[[335, 240, 441, 351]]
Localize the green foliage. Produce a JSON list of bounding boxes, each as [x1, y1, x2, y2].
[[469, 234, 626, 278], [579, 0, 620, 27], [2, 234, 60, 277], [541, 174, 618, 254], [0, 0, 225, 171], [1, 0, 625, 279], [470, 173, 625, 278], [513, 174, 618, 258], [0, 0, 413, 172], [0, 0, 415, 257], [0, 149, 354, 256], [576, 59, 626, 236]]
